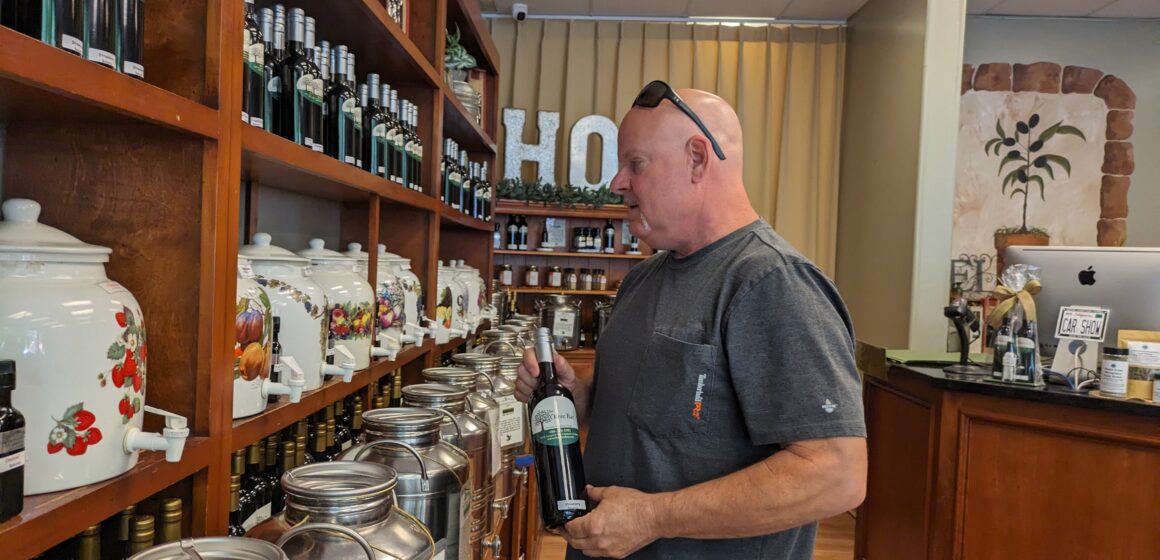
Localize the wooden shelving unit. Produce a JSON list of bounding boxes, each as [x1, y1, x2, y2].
[[496, 249, 648, 260], [496, 200, 632, 220], [506, 288, 619, 296], [0, 0, 502, 557]]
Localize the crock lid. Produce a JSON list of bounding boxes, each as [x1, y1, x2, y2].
[[343, 242, 369, 262], [0, 199, 111, 263], [240, 232, 309, 264], [297, 238, 354, 263], [377, 243, 407, 263]]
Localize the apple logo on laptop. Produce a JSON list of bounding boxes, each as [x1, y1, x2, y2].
[[1078, 266, 1096, 286]]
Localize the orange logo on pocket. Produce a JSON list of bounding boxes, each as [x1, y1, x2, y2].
[[691, 373, 707, 420], [691, 401, 702, 420]]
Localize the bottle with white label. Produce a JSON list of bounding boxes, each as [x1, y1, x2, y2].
[[1100, 347, 1130, 398], [990, 316, 1012, 377], [529, 328, 589, 529], [84, 0, 118, 69], [0, 360, 25, 523], [118, 0, 145, 78]]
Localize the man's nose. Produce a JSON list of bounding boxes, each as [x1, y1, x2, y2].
[[610, 168, 629, 194]]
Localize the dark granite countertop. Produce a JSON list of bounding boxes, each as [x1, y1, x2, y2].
[[894, 364, 1160, 418]]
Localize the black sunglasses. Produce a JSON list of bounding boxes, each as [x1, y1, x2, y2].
[[633, 80, 726, 160]]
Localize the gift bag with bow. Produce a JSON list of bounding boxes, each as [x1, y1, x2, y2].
[[986, 264, 1045, 386]]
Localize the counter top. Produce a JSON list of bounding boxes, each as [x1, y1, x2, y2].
[[892, 364, 1159, 418]]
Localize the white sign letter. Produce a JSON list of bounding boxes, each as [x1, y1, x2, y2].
[[569, 115, 618, 190], [503, 108, 559, 181]]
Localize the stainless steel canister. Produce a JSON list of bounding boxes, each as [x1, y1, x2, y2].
[[497, 324, 532, 349], [534, 295, 581, 351], [339, 408, 470, 560], [247, 461, 435, 559], [479, 329, 523, 357], [129, 537, 289, 560], [400, 383, 491, 559]]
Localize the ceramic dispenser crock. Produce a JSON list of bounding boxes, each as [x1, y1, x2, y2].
[[378, 244, 429, 346], [234, 255, 305, 419], [343, 243, 403, 361], [297, 239, 375, 371]]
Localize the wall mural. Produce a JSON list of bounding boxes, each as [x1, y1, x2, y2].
[[953, 62, 1136, 292]]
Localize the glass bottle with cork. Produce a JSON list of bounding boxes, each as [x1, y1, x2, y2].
[[0, 359, 25, 523]]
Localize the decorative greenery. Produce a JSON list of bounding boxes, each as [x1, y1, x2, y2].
[[984, 113, 1086, 234], [444, 25, 477, 72], [497, 178, 623, 208]]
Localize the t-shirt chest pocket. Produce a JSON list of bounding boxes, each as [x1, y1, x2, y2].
[[628, 330, 720, 438]]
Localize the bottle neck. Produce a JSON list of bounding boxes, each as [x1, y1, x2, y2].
[[0, 389, 11, 407]]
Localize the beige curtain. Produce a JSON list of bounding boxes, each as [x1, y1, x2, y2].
[[488, 19, 846, 273]]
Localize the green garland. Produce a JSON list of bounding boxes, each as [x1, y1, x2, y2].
[[497, 178, 623, 208]]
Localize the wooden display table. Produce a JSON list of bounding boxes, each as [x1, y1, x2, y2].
[[856, 364, 1159, 559]]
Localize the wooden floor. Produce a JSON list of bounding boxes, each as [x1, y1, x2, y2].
[[538, 513, 855, 559]]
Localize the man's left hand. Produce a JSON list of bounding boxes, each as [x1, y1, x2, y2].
[[562, 485, 665, 558]]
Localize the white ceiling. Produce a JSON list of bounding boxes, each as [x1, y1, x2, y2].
[[482, 0, 1160, 21]]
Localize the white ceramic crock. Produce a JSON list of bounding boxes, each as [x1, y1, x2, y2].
[[451, 260, 488, 330], [298, 239, 375, 371], [378, 244, 427, 345], [343, 243, 406, 361], [241, 233, 354, 392], [0, 199, 188, 495], [436, 261, 469, 338]]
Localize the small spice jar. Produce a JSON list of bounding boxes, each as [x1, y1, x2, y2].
[[525, 265, 540, 287], [564, 267, 578, 290], [580, 268, 593, 291], [497, 264, 513, 287], [547, 265, 563, 288], [596, 269, 608, 291], [1100, 346, 1130, 398]]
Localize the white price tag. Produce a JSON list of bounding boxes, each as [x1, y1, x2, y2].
[[1054, 306, 1109, 342], [557, 499, 587, 511], [242, 503, 272, 531], [496, 395, 525, 447], [98, 281, 129, 294], [302, 266, 313, 277], [0, 451, 25, 474], [552, 311, 576, 338], [238, 261, 256, 279]]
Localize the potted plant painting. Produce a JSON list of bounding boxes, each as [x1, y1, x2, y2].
[[984, 113, 1085, 265]]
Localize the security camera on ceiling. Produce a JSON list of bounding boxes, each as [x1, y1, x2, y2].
[[512, 2, 528, 21]]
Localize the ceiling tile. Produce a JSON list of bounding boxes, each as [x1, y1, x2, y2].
[[688, 0, 791, 18], [1090, 0, 1160, 18], [778, 0, 870, 20], [589, 0, 689, 18], [967, 0, 1007, 14], [986, 0, 1112, 17]]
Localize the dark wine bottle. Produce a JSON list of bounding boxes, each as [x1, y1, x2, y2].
[[117, 0, 143, 78], [273, 440, 294, 514], [228, 474, 246, 536], [506, 215, 518, 250], [411, 103, 424, 191], [518, 215, 529, 251], [276, 8, 319, 149], [480, 162, 492, 221], [603, 219, 616, 253], [241, 443, 272, 530], [457, 152, 470, 214], [242, 0, 264, 128], [129, 514, 155, 555], [307, 419, 328, 463], [346, 52, 364, 168], [382, 84, 398, 182], [335, 399, 353, 451], [84, 0, 116, 69], [303, 16, 325, 153], [268, 316, 282, 404], [260, 7, 280, 134], [402, 101, 416, 190], [363, 74, 386, 176], [448, 142, 463, 211], [1017, 319, 1039, 383], [75, 525, 100, 560], [3, 0, 85, 56], [0, 360, 25, 524], [157, 498, 182, 544], [530, 327, 589, 529], [351, 396, 365, 445]]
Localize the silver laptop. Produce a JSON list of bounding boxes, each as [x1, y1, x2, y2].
[[1003, 246, 1160, 354]]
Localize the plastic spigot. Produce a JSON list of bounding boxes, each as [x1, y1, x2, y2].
[[123, 406, 190, 463], [265, 356, 305, 403], [370, 333, 401, 361], [323, 345, 357, 382]]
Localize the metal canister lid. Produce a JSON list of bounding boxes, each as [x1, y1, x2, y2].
[[281, 461, 398, 504], [422, 366, 478, 387], [362, 407, 445, 437], [129, 537, 288, 560], [451, 352, 501, 369], [401, 383, 469, 407]]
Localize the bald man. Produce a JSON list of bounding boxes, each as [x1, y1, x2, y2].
[[515, 82, 867, 559]]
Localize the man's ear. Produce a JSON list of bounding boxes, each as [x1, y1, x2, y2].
[[687, 136, 710, 183]]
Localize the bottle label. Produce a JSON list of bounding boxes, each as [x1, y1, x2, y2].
[[124, 61, 145, 79], [557, 499, 587, 512], [242, 502, 272, 531], [238, 261, 256, 279], [87, 48, 116, 68], [497, 395, 526, 447], [302, 266, 313, 277], [553, 311, 576, 338], [0, 427, 25, 455], [1101, 359, 1130, 396], [61, 34, 84, 55], [500, 270, 512, 285], [0, 451, 25, 474], [341, 440, 352, 451], [531, 396, 580, 446], [250, 116, 264, 129]]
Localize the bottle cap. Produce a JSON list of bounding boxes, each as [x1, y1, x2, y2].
[[0, 359, 14, 389], [1104, 346, 1129, 357]]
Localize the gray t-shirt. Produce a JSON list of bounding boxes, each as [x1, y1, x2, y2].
[[569, 220, 865, 560]]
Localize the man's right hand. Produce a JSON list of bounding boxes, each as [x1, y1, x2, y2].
[[514, 347, 579, 403]]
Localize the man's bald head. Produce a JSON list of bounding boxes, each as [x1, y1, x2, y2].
[[620, 88, 745, 182]]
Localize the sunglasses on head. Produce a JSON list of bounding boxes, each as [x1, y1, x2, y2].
[[632, 80, 726, 160]]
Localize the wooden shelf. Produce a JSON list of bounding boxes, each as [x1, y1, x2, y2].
[[242, 126, 438, 210], [440, 206, 494, 231], [231, 342, 431, 448], [446, 0, 500, 74], [443, 86, 497, 153], [506, 288, 618, 296], [291, 0, 441, 87], [496, 250, 649, 260], [495, 201, 630, 220], [0, 27, 218, 139], [0, 437, 213, 559]]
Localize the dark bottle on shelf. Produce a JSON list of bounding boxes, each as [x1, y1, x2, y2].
[[990, 315, 1011, 376], [473, 162, 485, 220], [241, 443, 272, 530], [307, 420, 328, 463], [404, 101, 420, 191], [158, 498, 182, 544], [347, 52, 364, 168], [518, 215, 529, 251], [452, 144, 466, 211], [2, 0, 85, 56], [129, 514, 155, 554], [603, 220, 616, 253], [295, 433, 309, 466], [480, 162, 492, 221], [75, 524, 100, 560], [383, 85, 400, 183], [117, 0, 144, 79], [324, 418, 341, 460], [259, 7, 280, 134], [335, 400, 353, 451], [303, 16, 325, 153], [325, 45, 357, 163], [351, 396, 365, 445], [272, 440, 293, 515], [83, 0, 117, 69], [0, 360, 25, 524], [1016, 319, 1039, 383], [277, 8, 320, 150], [390, 370, 403, 408], [242, 0, 265, 128], [263, 437, 280, 505], [530, 327, 589, 529], [363, 73, 387, 176], [506, 214, 519, 250], [458, 152, 471, 215], [102, 505, 136, 559], [440, 138, 451, 206], [268, 316, 282, 404], [228, 474, 246, 536], [391, 91, 407, 186]]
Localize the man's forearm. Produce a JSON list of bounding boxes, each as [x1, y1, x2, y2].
[[647, 437, 866, 540]]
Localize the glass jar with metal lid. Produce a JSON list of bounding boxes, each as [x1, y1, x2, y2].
[[497, 264, 513, 287], [246, 461, 434, 559], [547, 266, 563, 288], [400, 384, 491, 559], [339, 408, 470, 560], [524, 265, 540, 287]]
